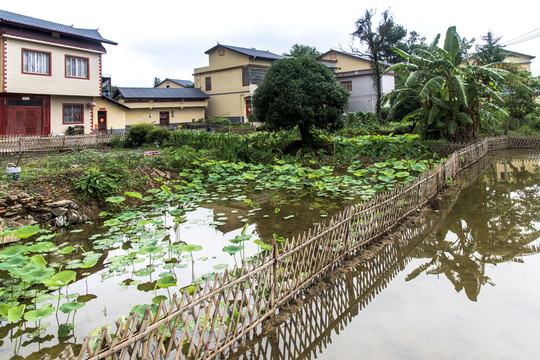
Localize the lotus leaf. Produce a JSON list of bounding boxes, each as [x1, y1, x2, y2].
[[179, 244, 202, 252], [156, 275, 176, 289], [24, 304, 54, 321], [8, 304, 25, 322], [42, 270, 77, 287], [13, 225, 40, 239], [59, 301, 85, 314]]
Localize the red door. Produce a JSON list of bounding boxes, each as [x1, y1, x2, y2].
[[6, 107, 42, 136], [159, 112, 170, 127]]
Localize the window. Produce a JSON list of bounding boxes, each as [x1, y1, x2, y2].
[[22, 49, 50, 75], [340, 81, 352, 91], [242, 67, 250, 86], [63, 104, 84, 124], [205, 77, 212, 91], [66, 56, 88, 79], [218, 48, 225, 56]]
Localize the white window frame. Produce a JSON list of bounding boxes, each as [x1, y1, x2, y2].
[[65, 55, 89, 79], [22, 49, 50, 75]]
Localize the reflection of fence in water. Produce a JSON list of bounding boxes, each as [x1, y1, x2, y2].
[[227, 220, 436, 360], [57, 137, 540, 360]]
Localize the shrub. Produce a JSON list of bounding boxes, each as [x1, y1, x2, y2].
[[345, 111, 379, 130], [125, 123, 157, 147], [74, 166, 119, 199], [109, 134, 127, 148], [207, 118, 231, 126], [146, 127, 172, 146]]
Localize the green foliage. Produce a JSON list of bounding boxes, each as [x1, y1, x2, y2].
[[206, 118, 231, 126], [283, 44, 321, 58], [388, 26, 506, 141], [146, 126, 172, 146], [109, 134, 127, 148], [126, 123, 158, 147], [253, 56, 349, 144], [344, 111, 380, 131], [74, 166, 119, 199]]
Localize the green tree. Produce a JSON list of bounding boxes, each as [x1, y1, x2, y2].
[[153, 77, 161, 87], [252, 56, 349, 145], [388, 26, 505, 141], [474, 31, 506, 65], [352, 9, 407, 123], [499, 65, 540, 134], [283, 44, 321, 58]]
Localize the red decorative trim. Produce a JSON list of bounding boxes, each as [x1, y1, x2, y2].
[[64, 54, 90, 80], [21, 48, 52, 76], [2, 38, 7, 92], [99, 54, 102, 96], [62, 103, 84, 125]]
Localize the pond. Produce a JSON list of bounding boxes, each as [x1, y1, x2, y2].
[[0, 173, 359, 360], [224, 149, 540, 360]]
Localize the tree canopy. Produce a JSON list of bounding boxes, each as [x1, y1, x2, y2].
[[283, 44, 321, 58], [474, 31, 506, 65], [352, 9, 407, 122], [388, 26, 506, 141], [252, 56, 349, 145]]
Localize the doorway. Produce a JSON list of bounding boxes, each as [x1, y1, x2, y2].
[[159, 111, 170, 127], [97, 110, 107, 134]]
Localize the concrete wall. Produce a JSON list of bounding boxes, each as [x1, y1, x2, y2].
[[4, 37, 102, 96], [319, 51, 372, 73], [92, 97, 127, 133], [338, 71, 395, 113], [49, 95, 93, 134]]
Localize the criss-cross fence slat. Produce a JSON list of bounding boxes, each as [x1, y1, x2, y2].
[[0, 134, 121, 154], [54, 136, 540, 360]]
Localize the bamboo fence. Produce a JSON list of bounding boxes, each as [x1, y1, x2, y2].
[[0, 134, 121, 155], [53, 136, 539, 360]]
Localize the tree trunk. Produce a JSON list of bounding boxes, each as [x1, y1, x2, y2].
[[504, 115, 515, 135], [373, 63, 384, 124]]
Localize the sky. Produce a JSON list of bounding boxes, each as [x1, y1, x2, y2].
[[3, 0, 539, 87]]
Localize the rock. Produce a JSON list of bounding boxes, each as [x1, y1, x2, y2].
[[51, 207, 68, 217], [33, 212, 52, 223], [46, 200, 75, 208], [66, 209, 83, 224]]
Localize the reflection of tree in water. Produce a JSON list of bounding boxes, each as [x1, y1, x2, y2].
[[407, 157, 540, 301]]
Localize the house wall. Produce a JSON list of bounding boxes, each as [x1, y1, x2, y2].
[[4, 37, 102, 96], [122, 100, 207, 128], [92, 98, 127, 133], [503, 53, 533, 72], [319, 51, 372, 73], [155, 80, 185, 88], [338, 72, 395, 113], [49, 95, 93, 134]]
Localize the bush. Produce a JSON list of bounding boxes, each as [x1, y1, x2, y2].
[[125, 123, 157, 147], [146, 127, 172, 146], [74, 166, 119, 199], [345, 111, 379, 130], [207, 118, 231, 126], [109, 134, 127, 148]]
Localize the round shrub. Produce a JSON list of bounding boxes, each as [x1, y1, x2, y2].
[[126, 123, 157, 147], [207, 118, 231, 126], [146, 126, 172, 146]]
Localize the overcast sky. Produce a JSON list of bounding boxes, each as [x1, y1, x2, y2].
[[4, 0, 539, 87]]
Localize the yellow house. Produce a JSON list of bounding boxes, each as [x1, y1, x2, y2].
[[317, 50, 395, 114], [193, 44, 283, 123], [0, 9, 116, 136], [90, 95, 129, 134], [155, 78, 194, 88], [502, 50, 535, 72], [113, 87, 208, 129]]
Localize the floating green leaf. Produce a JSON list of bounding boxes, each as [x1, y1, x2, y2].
[[42, 270, 77, 287], [13, 225, 40, 239], [59, 301, 85, 314], [58, 323, 75, 337], [24, 304, 54, 322]]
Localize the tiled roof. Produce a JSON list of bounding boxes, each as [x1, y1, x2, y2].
[[158, 79, 194, 87], [116, 87, 209, 100], [0, 9, 116, 45], [206, 44, 283, 60]]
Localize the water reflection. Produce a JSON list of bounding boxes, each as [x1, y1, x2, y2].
[[225, 150, 540, 360], [407, 153, 540, 301]]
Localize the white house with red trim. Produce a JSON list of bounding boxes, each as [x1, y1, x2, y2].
[[0, 9, 116, 136]]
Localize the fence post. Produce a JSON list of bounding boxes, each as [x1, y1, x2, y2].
[[343, 207, 352, 260], [18, 136, 22, 154], [269, 237, 278, 317]]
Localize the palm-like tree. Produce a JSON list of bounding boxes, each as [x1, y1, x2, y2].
[[388, 26, 506, 141]]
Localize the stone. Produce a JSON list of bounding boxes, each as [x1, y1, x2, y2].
[[51, 207, 68, 217], [33, 212, 52, 223], [66, 209, 82, 224], [46, 200, 75, 208]]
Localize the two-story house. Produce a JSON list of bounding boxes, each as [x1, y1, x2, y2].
[[193, 44, 283, 124], [317, 50, 395, 114], [0, 9, 116, 136]]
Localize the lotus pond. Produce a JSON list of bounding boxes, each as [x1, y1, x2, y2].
[[0, 153, 438, 359]]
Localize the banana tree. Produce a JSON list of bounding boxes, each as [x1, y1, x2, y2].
[[387, 26, 506, 141]]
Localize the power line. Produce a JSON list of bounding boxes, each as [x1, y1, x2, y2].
[[503, 26, 540, 45], [503, 27, 540, 46]]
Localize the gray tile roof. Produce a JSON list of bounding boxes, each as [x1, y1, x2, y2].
[[116, 87, 208, 100], [166, 79, 194, 87], [206, 44, 283, 60], [0, 9, 117, 45]]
